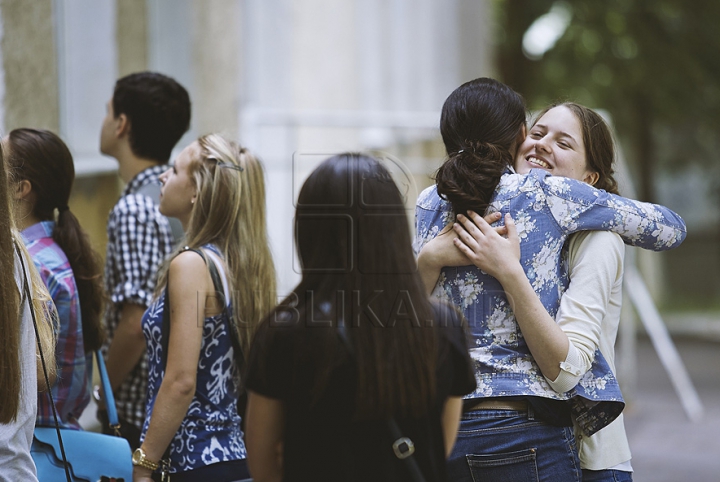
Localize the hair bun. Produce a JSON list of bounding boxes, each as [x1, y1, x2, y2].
[[463, 140, 505, 161]]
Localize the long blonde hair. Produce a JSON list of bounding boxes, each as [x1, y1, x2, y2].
[[1, 145, 56, 423], [156, 134, 277, 356]]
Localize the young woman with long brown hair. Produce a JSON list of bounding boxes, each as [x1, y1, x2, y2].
[[133, 134, 276, 482], [5, 128, 105, 429], [244, 153, 477, 482], [0, 137, 56, 481]]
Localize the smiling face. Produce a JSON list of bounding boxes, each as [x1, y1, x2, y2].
[[159, 142, 198, 227], [514, 105, 598, 184]]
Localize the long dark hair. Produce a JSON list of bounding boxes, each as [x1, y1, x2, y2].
[[7, 128, 105, 353], [436, 77, 527, 216], [268, 153, 437, 419]]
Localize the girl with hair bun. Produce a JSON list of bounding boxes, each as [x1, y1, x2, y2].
[[6, 127, 104, 430], [134, 134, 276, 482], [415, 78, 686, 481]]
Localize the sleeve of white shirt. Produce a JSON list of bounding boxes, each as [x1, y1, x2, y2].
[[545, 231, 625, 393]]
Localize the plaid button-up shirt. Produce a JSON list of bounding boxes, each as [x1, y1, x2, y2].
[[103, 165, 175, 430], [23, 221, 90, 429]]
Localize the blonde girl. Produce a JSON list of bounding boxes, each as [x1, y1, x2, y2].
[[132, 134, 276, 482]]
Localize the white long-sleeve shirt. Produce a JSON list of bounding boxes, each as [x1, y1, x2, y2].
[[548, 230, 633, 472]]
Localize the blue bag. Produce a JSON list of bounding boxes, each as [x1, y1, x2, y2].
[[15, 244, 132, 481], [31, 350, 133, 482]]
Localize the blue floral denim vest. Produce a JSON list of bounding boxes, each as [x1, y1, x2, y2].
[[415, 168, 686, 435]]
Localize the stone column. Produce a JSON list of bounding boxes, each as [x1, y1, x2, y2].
[[0, 0, 60, 132], [190, 0, 241, 137], [117, 0, 149, 76]]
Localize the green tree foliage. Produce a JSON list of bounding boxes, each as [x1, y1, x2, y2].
[[496, 0, 720, 202]]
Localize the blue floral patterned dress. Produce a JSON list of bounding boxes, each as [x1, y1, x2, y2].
[[415, 168, 686, 435], [140, 245, 245, 474]]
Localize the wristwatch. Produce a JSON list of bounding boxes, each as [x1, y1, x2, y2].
[[132, 447, 159, 471]]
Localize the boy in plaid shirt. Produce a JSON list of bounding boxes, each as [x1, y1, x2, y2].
[[98, 72, 190, 449]]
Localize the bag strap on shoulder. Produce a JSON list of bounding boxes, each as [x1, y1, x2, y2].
[[336, 322, 427, 482], [160, 246, 244, 373]]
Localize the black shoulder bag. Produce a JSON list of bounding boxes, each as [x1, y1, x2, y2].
[[336, 324, 427, 482]]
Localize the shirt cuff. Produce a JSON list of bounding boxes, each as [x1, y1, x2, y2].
[[546, 343, 589, 393]]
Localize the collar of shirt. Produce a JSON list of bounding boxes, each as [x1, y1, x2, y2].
[[20, 220, 55, 244], [122, 164, 169, 197]]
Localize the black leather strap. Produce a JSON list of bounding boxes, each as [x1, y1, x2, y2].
[[15, 242, 73, 482], [336, 323, 427, 482]]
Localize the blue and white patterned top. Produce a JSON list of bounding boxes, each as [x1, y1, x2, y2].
[[415, 168, 686, 435], [140, 245, 245, 474]]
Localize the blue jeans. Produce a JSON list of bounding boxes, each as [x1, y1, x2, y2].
[[447, 408, 581, 482], [582, 469, 633, 481]]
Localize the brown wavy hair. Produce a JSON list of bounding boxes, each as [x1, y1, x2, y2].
[[436, 77, 527, 216]]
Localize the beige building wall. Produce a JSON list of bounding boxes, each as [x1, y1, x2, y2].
[[117, 0, 149, 77], [1, 0, 59, 132], [191, 0, 241, 138], [1, 0, 496, 292], [69, 175, 119, 257]]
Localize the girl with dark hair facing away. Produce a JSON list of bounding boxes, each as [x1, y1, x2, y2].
[[6, 128, 105, 430], [244, 153, 477, 482], [414, 78, 686, 481], [0, 136, 57, 481], [448, 102, 636, 481], [133, 135, 276, 482]]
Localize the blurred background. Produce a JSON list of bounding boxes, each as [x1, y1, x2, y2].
[[0, 0, 717, 479]]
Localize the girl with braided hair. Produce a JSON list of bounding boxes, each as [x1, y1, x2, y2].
[[414, 78, 686, 481]]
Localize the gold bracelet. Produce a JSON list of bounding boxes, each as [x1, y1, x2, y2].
[[132, 447, 160, 471]]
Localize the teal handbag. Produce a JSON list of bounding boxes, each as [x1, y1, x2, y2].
[[18, 243, 133, 481], [30, 352, 133, 481]]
